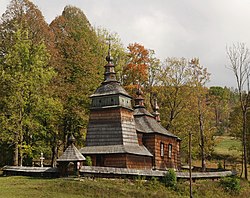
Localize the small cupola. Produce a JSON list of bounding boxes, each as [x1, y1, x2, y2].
[[90, 40, 132, 110], [103, 40, 117, 84], [134, 84, 145, 108], [152, 98, 161, 122]]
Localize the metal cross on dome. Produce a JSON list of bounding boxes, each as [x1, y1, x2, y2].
[[106, 35, 113, 62], [107, 35, 112, 56]]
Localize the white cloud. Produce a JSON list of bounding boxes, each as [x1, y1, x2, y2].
[[1, 0, 250, 87]]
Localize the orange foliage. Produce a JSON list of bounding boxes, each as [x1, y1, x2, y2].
[[123, 43, 150, 86]]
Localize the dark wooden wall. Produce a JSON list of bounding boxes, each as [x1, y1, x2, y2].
[[126, 154, 152, 169], [88, 153, 152, 169], [87, 107, 138, 146]]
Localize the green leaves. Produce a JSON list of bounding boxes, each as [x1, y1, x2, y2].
[[0, 24, 54, 165]]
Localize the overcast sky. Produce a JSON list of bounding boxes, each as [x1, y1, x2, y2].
[[1, 0, 250, 88]]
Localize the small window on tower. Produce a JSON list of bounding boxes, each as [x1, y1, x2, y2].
[[168, 144, 172, 158], [160, 142, 164, 157]]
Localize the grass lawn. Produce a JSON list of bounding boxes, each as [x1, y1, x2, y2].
[[0, 176, 249, 198], [214, 136, 241, 158], [209, 136, 250, 181]]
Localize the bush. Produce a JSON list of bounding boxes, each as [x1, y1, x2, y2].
[[220, 176, 241, 194], [85, 156, 92, 166], [162, 169, 177, 188], [217, 161, 223, 170]]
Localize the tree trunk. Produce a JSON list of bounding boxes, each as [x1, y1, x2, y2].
[[51, 144, 58, 167], [198, 98, 206, 172], [19, 134, 23, 166], [18, 108, 23, 167], [242, 110, 248, 180], [13, 133, 19, 166], [189, 132, 193, 198]]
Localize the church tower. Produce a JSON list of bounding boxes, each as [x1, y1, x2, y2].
[[80, 45, 152, 169]]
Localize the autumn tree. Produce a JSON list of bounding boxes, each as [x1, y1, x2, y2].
[[0, 0, 63, 166], [155, 57, 192, 130], [152, 57, 214, 167], [189, 58, 212, 171], [50, 5, 105, 150], [0, 0, 55, 64], [227, 43, 250, 179], [122, 43, 150, 89]]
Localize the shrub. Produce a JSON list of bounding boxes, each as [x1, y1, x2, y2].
[[162, 169, 177, 188], [220, 176, 241, 194], [85, 156, 92, 166], [217, 161, 223, 170]]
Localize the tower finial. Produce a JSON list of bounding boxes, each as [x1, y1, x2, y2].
[[68, 133, 76, 145], [153, 97, 161, 122], [103, 35, 116, 83], [106, 35, 113, 63], [134, 81, 145, 107]]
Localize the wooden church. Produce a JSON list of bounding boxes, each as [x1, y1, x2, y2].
[[80, 48, 181, 170]]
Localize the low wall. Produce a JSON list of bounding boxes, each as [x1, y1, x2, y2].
[[80, 166, 236, 180], [2, 165, 236, 180], [2, 166, 59, 177]]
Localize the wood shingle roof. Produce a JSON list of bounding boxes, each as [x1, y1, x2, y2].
[[134, 107, 179, 139], [57, 144, 85, 162], [80, 144, 153, 156]]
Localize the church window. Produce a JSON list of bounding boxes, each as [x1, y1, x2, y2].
[[168, 144, 172, 158], [160, 142, 164, 157]]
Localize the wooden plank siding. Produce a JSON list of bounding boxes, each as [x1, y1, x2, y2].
[[154, 134, 179, 170], [126, 154, 152, 169], [141, 133, 180, 170], [87, 154, 152, 169], [137, 133, 143, 146], [86, 107, 138, 146]]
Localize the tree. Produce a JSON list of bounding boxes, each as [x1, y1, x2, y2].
[[122, 43, 150, 89], [227, 43, 250, 180], [50, 5, 104, 150], [152, 57, 214, 166], [0, 26, 54, 166], [155, 57, 192, 130], [34, 97, 63, 167], [0, 0, 61, 166], [190, 58, 211, 171], [145, 49, 161, 111], [229, 105, 242, 139], [209, 86, 235, 135], [0, 0, 56, 65]]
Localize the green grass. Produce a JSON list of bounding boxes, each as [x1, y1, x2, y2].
[[0, 176, 249, 198], [214, 136, 241, 158]]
